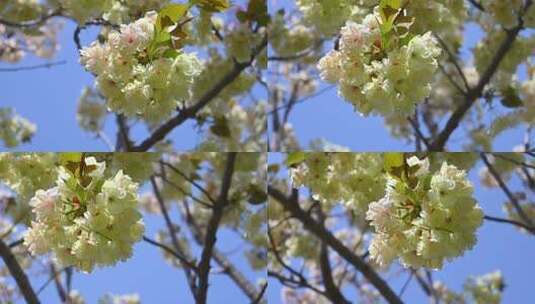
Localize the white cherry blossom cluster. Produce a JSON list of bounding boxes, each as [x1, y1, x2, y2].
[[290, 153, 385, 211], [295, 0, 373, 36], [480, 0, 535, 29], [270, 13, 314, 58], [317, 13, 441, 116], [433, 271, 504, 304], [80, 12, 203, 124], [53, 0, 169, 24], [76, 87, 107, 133], [0, 153, 57, 211], [23, 157, 144, 273], [0, 23, 61, 63], [405, 0, 466, 45], [99, 293, 141, 304], [224, 24, 264, 63], [366, 156, 483, 269], [464, 271, 504, 304], [0, 1, 63, 63], [0, 107, 36, 148]]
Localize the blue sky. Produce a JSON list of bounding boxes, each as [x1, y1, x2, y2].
[[267, 153, 535, 304]]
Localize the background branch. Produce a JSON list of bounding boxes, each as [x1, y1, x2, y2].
[[268, 186, 403, 304], [0, 238, 40, 304]]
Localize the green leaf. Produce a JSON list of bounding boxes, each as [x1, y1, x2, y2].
[[500, 86, 524, 108], [285, 152, 306, 167], [384, 153, 404, 172], [380, 0, 401, 10], [157, 3, 189, 29], [247, 184, 267, 205], [59, 153, 83, 165], [210, 116, 231, 138], [236, 10, 248, 23], [244, 0, 269, 26], [162, 48, 181, 59], [191, 0, 230, 13], [154, 29, 171, 43]]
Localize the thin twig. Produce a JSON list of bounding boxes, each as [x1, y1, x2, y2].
[[142, 236, 197, 269], [0, 61, 66, 72], [480, 153, 535, 229], [429, 2, 533, 150], [484, 215, 535, 235]]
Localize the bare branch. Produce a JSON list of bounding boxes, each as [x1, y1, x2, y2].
[[0, 61, 67, 72], [484, 215, 535, 235], [268, 186, 403, 304], [142, 236, 197, 269], [429, 2, 533, 150], [196, 153, 237, 304], [182, 200, 262, 302], [319, 242, 351, 304], [0, 10, 62, 28], [480, 153, 535, 229], [149, 176, 197, 296], [0, 238, 40, 304]]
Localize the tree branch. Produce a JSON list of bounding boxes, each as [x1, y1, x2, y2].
[[195, 153, 237, 304], [0, 238, 40, 304], [484, 215, 535, 235], [480, 153, 535, 229], [131, 36, 267, 151], [149, 176, 197, 297], [429, 2, 533, 151], [0, 9, 62, 28], [142, 235, 197, 269], [182, 200, 262, 302], [268, 186, 403, 304], [319, 242, 351, 304], [0, 61, 66, 72]]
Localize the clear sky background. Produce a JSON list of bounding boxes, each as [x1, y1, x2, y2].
[[267, 1, 532, 152], [267, 153, 535, 304]]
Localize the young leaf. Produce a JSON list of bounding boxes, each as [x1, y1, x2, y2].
[[500, 86, 524, 108], [380, 0, 401, 10], [384, 152, 404, 172], [191, 0, 230, 13], [59, 153, 83, 165], [285, 152, 306, 167], [210, 116, 232, 138], [159, 4, 189, 24]]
